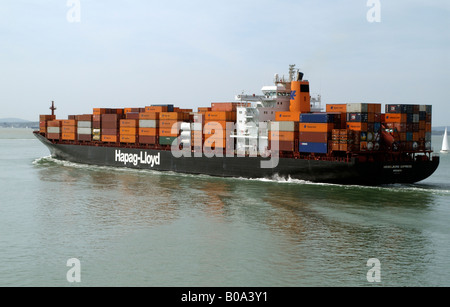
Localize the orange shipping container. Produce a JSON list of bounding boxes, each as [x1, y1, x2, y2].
[[269, 131, 297, 141], [160, 120, 182, 129], [275, 111, 301, 122], [346, 122, 368, 131], [139, 128, 158, 136], [204, 111, 235, 121], [139, 112, 159, 120], [385, 113, 407, 123], [62, 126, 76, 133], [120, 119, 137, 127], [326, 104, 347, 113], [120, 127, 137, 135], [299, 123, 334, 133], [198, 107, 211, 113], [62, 133, 76, 140], [160, 112, 185, 120], [47, 120, 62, 127], [102, 135, 117, 142], [145, 106, 168, 113], [120, 135, 136, 143], [159, 128, 179, 137]]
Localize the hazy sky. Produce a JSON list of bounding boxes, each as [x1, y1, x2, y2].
[[1, 0, 449, 125]]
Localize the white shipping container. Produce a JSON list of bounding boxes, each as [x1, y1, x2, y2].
[[139, 120, 158, 128], [77, 121, 92, 128], [77, 128, 92, 135], [346, 103, 369, 113], [47, 127, 60, 134], [269, 121, 296, 132]]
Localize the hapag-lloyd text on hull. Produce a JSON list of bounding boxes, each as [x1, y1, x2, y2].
[[115, 150, 160, 167]]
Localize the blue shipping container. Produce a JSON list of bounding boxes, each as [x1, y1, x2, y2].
[[299, 142, 328, 154], [300, 113, 335, 123]]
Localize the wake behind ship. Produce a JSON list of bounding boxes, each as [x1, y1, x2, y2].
[[34, 66, 439, 185]]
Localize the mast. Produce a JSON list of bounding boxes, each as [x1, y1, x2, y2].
[[50, 101, 56, 116]]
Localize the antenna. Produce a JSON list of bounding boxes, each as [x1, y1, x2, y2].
[[288, 64, 296, 81], [50, 101, 56, 116]]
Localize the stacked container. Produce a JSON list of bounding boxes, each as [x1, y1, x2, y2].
[[39, 115, 56, 134], [384, 104, 432, 151], [119, 119, 138, 143], [139, 111, 159, 144], [75, 115, 92, 141], [191, 112, 204, 152], [61, 119, 77, 141], [101, 114, 120, 142], [47, 120, 62, 140], [159, 112, 186, 146], [299, 113, 338, 154], [203, 111, 236, 150], [268, 121, 298, 152], [346, 103, 382, 151]]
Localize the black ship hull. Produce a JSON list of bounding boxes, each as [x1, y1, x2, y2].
[[34, 133, 439, 186]]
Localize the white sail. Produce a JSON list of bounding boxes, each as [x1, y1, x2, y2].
[[441, 127, 449, 153]]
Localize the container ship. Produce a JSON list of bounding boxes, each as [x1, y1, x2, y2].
[[33, 66, 439, 185]]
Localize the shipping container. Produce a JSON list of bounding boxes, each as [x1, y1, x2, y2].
[[326, 104, 347, 113], [139, 120, 159, 128], [268, 121, 299, 132], [139, 135, 157, 144], [346, 122, 368, 131], [159, 136, 178, 145], [204, 111, 236, 121], [159, 128, 179, 137], [77, 121, 92, 128], [211, 102, 240, 112], [120, 119, 137, 128], [139, 112, 159, 120], [299, 123, 334, 133], [139, 128, 158, 136], [269, 131, 297, 141], [77, 128, 91, 135], [299, 132, 329, 143], [120, 135, 136, 143], [39, 115, 56, 121], [101, 128, 118, 135], [160, 112, 187, 121], [62, 126, 76, 133], [300, 113, 336, 123], [77, 134, 91, 142], [47, 127, 61, 134], [46, 133, 60, 140], [125, 112, 140, 120], [346, 112, 368, 123], [120, 127, 137, 135], [62, 133, 76, 140], [299, 142, 328, 154], [347, 103, 368, 113], [102, 135, 117, 142], [275, 111, 301, 122]]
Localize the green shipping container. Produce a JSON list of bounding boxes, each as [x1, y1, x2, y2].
[[159, 136, 178, 145]]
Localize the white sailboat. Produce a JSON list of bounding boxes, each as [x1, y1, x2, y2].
[[441, 127, 449, 153]]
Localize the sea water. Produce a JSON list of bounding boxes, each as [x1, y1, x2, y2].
[[1, 128, 450, 287]]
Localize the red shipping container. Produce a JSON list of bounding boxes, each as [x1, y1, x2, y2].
[[139, 135, 157, 144]]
